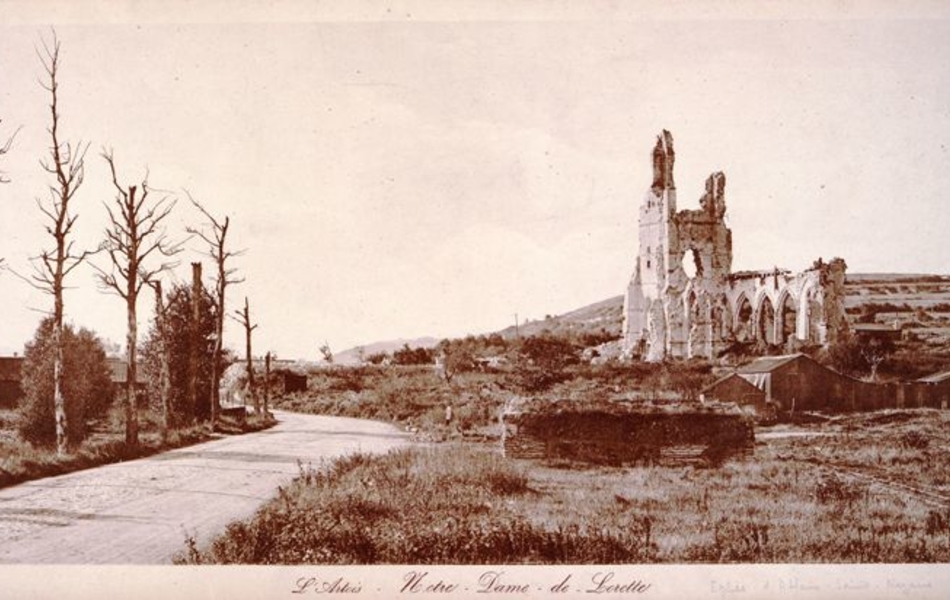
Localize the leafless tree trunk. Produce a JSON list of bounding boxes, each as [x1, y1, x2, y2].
[[233, 297, 258, 414], [264, 351, 271, 415], [95, 151, 179, 447], [151, 280, 172, 441], [27, 33, 93, 455], [0, 118, 20, 185], [186, 195, 243, 429]]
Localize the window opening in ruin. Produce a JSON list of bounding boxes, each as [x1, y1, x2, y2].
[[758, 297, 776, 345], [646, 246, 651, 269], [735, 296, 753, 342], [681, 248, 701, 279], [780, 293, 797, 344], [687, 291, 699, 325], [714, 294, 729, 337], [807, 294, 822, 342]]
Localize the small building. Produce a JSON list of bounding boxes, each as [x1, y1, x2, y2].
[[107, 358, 148, 402], [702, 372, 770, 418], [916, 371, 950, 410], [0, 356, 25, 409], [852, 322, 904, 344], [274, 369, 308, 393], [732, 352, 904, 414]]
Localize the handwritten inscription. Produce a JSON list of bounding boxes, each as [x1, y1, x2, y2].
[[586, 571, 652, 594], [292, 577, 362, 594], [477, 571, 530, 594], [401, 571, 459, 594], [291, 570, 652, 596]]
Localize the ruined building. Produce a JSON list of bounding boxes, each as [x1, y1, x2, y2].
[[622, 131, 849, 361]]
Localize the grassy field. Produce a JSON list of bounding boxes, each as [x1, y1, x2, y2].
[[181, 409, 950, 564], [0, 406, 276, 490]]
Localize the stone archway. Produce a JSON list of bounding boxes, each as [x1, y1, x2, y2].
[[734, 294, 753, 342], [778, 292, 798, 345], [712, 294, 730, 339]]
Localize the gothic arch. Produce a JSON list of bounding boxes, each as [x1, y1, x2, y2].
[[799, 283, 823, 344], [712, 293, 730, 339], [734, 293, 754, 342], [756, 295, 776, 345], [777, 290, 798, 345]]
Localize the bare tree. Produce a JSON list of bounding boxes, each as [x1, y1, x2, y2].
[[186, 195, 243, 428], [26, 33, 93, 455], [95, 150, 179, 446], [264, 351, 272, 415], [0, 118, 21, 185], [319, 341, 333, 364], [232, 296, 259, 414]]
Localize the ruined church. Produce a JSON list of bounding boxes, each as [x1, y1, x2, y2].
[[622, 131, 849, 361]]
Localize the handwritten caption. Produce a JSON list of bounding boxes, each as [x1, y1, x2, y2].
[[291, 570, 652, 595]]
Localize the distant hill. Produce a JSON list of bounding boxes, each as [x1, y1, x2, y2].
[[334, 273, 950, 361], [494, 295, 624, 341], [333, 337, 441, 365]]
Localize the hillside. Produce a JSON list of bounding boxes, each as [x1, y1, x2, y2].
[[333, 337, 440, 365], [334, 274, 950, 360], [495, 295, 624, 340]]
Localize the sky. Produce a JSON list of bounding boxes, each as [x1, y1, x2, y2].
[[1, 1, 949, 359]]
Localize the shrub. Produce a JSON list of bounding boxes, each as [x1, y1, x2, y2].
[[18, 318, 113, 447]]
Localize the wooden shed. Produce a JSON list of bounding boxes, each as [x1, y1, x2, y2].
[[702, 373, 770, 418], [916, 371, 950, 410], [0, 356, 24, 409]]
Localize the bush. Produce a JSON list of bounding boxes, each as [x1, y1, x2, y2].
[[140, 282, 231, 424], [18, 318, 113, 447], [508, 335, 580, 393]]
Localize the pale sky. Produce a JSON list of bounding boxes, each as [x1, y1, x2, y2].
[[1, 2, 949, 359]]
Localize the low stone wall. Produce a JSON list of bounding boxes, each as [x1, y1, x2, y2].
[[503, 408, 754, 467]]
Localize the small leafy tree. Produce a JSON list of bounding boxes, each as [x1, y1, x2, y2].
[[437, 340, 477, 383], [141, 281, 229, 425], [392, 344, 434, 366], [509, 334, 579, 393], [18, 318, 113, 447], [825, 335, 895, 380], [366, 352, 389, 365]]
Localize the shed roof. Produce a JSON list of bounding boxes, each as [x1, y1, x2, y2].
[[918, 370, 950, 384], [736, 353, 809, 374], [703, 372, 767, 395], [853, 323, 902, 332]]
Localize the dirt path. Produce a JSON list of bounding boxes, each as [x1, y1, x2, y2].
[[0, 411, 410, 564]]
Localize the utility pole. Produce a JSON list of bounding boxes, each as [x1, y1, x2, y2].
[[514, 313, 520, 339]]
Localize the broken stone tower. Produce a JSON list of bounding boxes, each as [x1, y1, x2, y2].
[[622, 130, 849, 361]]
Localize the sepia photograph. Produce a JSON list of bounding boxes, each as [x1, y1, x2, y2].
[[1, 1, 949, 598]]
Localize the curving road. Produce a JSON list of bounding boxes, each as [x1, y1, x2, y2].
[[0, 411, 410, 564]]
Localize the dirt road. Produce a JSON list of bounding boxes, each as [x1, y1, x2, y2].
[[0, 411, 409, 564]]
